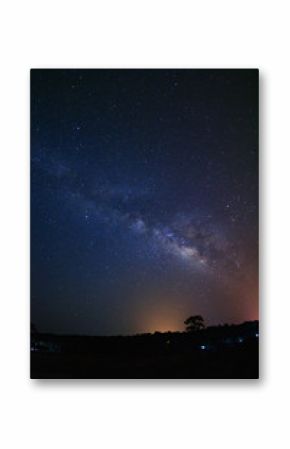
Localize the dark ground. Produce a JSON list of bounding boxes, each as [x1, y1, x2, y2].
[[31, 321, 259, 379]]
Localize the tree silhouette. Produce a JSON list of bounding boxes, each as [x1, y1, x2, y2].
[[184, 315, 205, 332]]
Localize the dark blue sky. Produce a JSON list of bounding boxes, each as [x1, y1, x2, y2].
[[31, 69, 258, 335]]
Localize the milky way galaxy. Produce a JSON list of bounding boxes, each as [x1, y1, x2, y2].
[[31, 69, 258, 335]]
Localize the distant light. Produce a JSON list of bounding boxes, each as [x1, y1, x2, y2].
[[238, 338, 244, 343], [200, 345, 206, 350], [256, 333, 259, 338]]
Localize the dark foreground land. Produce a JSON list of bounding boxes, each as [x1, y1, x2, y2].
[[31, 321, 259, 379]]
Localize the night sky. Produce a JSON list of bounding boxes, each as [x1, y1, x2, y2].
[[31, 69, 258, 336]]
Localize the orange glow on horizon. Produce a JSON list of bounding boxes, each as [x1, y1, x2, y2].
[[137, 297, 185, 334]]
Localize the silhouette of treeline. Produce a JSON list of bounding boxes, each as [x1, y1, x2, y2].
[[31, 320, 259, 379], [31, 320, 258, 355]]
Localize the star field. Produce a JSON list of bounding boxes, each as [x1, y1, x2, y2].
[[31, 69, 258, 335]]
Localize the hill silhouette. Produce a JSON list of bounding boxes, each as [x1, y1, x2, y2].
[[31, 320, 259, 379]]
